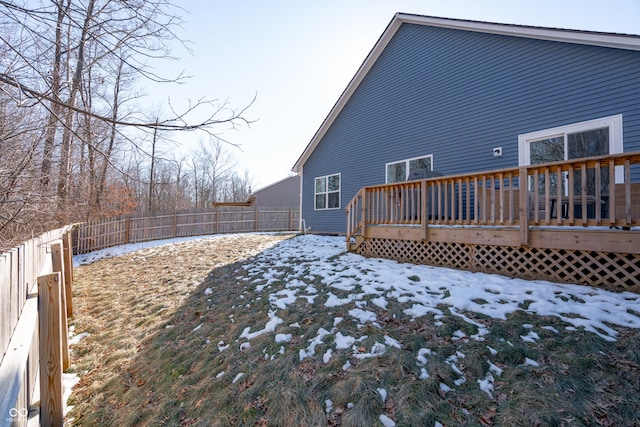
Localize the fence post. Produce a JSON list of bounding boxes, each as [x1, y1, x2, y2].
[[173, 212, 178, 238], [62, 232, 74, 317], [124, 218, 131, 245], [51, 243, 70, 371], [254, 207, 259, 232], [38, 272, 64, 427], [289, 208, 293, 231]]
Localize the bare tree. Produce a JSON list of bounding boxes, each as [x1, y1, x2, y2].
[[0, 0, 253, 245]]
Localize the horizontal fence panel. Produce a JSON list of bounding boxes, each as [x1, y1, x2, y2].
[[73, 208, 300, 254]]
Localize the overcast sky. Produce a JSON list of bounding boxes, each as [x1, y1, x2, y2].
[[143, 0, 640, 190]]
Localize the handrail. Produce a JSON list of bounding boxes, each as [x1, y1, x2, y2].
[[345, 151, 640, 248], [346, 188, 364, 243]]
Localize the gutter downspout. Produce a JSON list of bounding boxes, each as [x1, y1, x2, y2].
[[298, 167, 306, 233]]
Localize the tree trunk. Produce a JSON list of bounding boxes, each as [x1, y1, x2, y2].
[[40, 1, 68, 187], [57, 0, 96, 205]]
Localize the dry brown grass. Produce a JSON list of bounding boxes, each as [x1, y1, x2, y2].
[[66, 234, 295, 425], [65, 233, 640, 427]]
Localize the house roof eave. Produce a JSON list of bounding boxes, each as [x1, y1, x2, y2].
[[251, 174, 300, 196]]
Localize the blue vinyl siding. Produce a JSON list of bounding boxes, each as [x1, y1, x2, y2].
[[302, 23, 640, 233]]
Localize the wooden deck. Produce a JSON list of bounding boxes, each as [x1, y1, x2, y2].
[[346, 152, 640, 293]]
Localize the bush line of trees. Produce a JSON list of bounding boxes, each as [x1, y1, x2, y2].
[[0, 1, 253, 251]]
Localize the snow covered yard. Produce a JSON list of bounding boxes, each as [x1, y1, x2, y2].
[[66, 233, 640, 426]]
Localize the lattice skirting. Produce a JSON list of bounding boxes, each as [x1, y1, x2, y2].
[[357, 238, 640, 293]]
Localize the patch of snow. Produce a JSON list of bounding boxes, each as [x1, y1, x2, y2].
[[521, 331, 540, 342], [439, 382, 452, 393], [275, 333, 292, 343], [478, 372, 495, 398], [353, 342, 386, 359], [379, 414, 396, 427], [63, 373, 80, 416], [348, 308, 378, 325], [371, 296, 388, 309], [488, 361, 503, 377], [299, 328, 331, 361], [239, 310, 283, 340], [334, 332, 356, 349], [325, 292, 355, 307], [383, 335, 402, 349], [325, 399, 333, 414], [417, 348, 432, 366], [68, 332, 90, 345]]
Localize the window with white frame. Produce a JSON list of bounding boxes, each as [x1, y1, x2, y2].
[[314, 173, 340, 210], [518, 115, 623, 194], [386, 155, 433, 183]]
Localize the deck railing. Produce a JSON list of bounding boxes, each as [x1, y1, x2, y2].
[[346, 151, 640, 246]]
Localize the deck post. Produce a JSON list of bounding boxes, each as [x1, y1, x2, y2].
[[421, 180, 428, 240], [361, 189, 367, 238], [624, 159, 632, 225], [519, 168, 529, 246]]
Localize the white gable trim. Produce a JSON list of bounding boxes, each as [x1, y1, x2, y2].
[[399, 14, 640, 52], [292, 13, 640, 173]]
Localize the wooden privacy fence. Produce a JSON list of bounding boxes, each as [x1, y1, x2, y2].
[[0, 226, 74, 427], [74, 207, 300, 254]]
